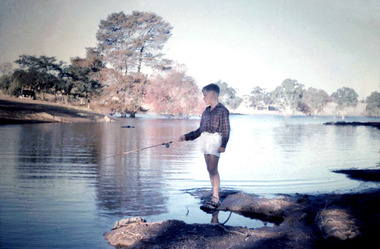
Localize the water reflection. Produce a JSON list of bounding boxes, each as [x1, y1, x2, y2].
[[16, 124, 100, 178], [95, 119, 199, 217], [1, 116, 380, 248]]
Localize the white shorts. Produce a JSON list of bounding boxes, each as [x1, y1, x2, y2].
[[199, 132, 222, 157]]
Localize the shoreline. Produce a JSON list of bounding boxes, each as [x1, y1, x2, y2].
[[1, 95, 378, 124], [0, 95, 112, 125], [105, 169, 380, 248]]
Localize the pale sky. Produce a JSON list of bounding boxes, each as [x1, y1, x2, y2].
[[1, 0, 379, 98]]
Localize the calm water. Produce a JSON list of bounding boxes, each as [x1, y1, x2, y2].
[[1, 115, 380, 248]]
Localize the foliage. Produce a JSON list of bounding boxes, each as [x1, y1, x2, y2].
[[366, 91, 380, 117], [71, 47, 103, 72], [12, 68, 59, 97], [145, 68, 203, 118], [61, 65, 103, 99], [301, 87, 329, 116], [249, 86, 272, 109], [98, 71, 147, 117], [271, 79, 304, 115], [331, 87, 358, 110], [16, 55, 64, 76], [95, 11, 172, 117], [96, 11, 172, 75], [215, 80, 243, 109], [0, 75, 16, 95], [0, 55, 102, 102], [9, 55, 64, 98]]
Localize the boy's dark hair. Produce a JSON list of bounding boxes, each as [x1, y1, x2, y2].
[[202, 83, 220, 95]]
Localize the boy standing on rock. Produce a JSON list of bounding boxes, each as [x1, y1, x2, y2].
[[179, 83, 230, 208]]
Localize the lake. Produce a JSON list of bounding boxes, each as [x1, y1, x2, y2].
[[1, 115, 379, 248]]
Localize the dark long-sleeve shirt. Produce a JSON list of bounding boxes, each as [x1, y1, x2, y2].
[[184, 102, 230, 148]]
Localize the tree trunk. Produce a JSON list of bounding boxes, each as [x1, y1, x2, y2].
[[137, 46, 144, 73]]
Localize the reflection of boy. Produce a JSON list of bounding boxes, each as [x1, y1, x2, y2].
[[179, 83, 230, 207]]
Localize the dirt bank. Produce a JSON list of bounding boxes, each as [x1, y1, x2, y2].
[[105, 168, 380, 248], [0, 95, 112, 124]]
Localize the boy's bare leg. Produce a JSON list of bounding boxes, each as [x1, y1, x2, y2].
[[204, 154, 220, 200]]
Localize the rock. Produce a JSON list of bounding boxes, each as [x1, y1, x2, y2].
[[113, 217, 146, 230], [218, 192, 294, 223], [104, 217, 284, 248], [104, 190, 380, 248], [316, 208, 361, 240]]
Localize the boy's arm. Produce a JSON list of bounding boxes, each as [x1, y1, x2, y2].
[[180, 112, 204, 142], [184, 128, 201, 141], [220, 109, 230, 148]]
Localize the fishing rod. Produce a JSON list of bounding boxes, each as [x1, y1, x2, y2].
[[103, 141, 175, 159]]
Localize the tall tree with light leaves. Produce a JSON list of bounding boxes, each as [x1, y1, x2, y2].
[[215, 80, 243, 110], [96, 11, 172, 75], [271, 79, 304, 115], [331, 87, 358, 118], [301, 87, 329, 116], [95, 11, 172, 117], [365, 91, 380, 117]]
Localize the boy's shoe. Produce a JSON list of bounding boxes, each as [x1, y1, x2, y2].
[[206, 196, 222, 208]]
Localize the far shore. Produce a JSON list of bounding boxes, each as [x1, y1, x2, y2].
[[0, 95, 112, 125], [0, 94, 376, 125]]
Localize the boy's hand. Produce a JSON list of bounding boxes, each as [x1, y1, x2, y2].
[[218, 147, 225, 153], [179, 135, 185, 142]]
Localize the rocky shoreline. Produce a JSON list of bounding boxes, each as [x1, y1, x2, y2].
[[104, 169, 380, 248]]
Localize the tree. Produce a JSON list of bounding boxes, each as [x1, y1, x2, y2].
[[97, 71, 147, 118], [249, 86, 268, 109], [12, 55, 64, 98], [301, 87, 329, 116], [15, 55, 64, 76], [331, 87, 358, 109], [95, 11, 172, 117], [0, 74, 15, 95], [65, 49, 104, 102], [71, 48, 104, 75], [366, 91, 380, 117], [145, 67, 203, 118], [96, 11, 172, 75], [271, 79, 304, 115], [215, 80, 243, 109], [331, 87, 358, 118], [61, 65, 102, 100], [12, 69, 59, 97]]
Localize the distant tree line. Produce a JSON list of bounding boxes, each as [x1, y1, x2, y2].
[[1, 10, 379, 118], [247, 79, 380, 117]]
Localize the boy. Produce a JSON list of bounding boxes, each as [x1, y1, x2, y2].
[[179, 83, 230, 208]]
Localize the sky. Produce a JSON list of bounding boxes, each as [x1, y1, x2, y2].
[[1, 0, 379, 98]]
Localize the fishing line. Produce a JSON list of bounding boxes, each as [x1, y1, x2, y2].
[[103, 141, 174, 159]]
